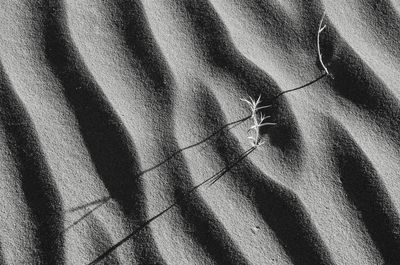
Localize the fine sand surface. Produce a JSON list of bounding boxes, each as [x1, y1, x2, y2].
[[1, 0, 400, 264]]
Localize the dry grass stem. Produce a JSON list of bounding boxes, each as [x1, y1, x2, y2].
[[241, 95, 275, 147], [317, 12, 330, 76]]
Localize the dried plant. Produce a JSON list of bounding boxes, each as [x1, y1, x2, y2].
[[317, 12, 330, 76], [241, 95, 275, 147]]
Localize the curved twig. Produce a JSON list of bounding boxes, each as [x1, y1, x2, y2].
[[317, 12, 330, 76]]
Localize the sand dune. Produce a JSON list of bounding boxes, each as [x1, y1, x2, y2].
[[0, 0, 400, 264]]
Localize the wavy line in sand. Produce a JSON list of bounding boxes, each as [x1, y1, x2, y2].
[[328, 37, 400, 149], [0, 64, 65, 264], [197, 87, 335, 265], [44, 1, 165, 263], [329, 119, 400, 264], [87, 71, 330, 264], [2, 0, 400, 264]]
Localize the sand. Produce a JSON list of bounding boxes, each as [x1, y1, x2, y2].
[[0, 0, 400, 264]]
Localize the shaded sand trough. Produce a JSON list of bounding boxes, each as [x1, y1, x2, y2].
[[1, 0, 400, 264]]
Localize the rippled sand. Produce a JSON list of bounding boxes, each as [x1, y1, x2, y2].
[[1, 0, 400, 264]]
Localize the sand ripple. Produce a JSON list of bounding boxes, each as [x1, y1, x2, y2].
[[0, 0, 400, 264]]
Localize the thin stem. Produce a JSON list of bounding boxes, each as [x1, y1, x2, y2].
[[252, 113, 260, 146], [317, 12, 330, 76]]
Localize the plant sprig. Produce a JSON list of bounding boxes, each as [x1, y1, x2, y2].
[[241, 95, 276, 147]]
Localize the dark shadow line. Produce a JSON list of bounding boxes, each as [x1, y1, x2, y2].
[[69, 71, 325, 231], [67, 197, 111, 213], [138, 114, 251, 177], [66, 115, 250, 232], [83, 71, 325, 264], [206, 147, 256, 188], [88, 203, 176, 265], [85, 212, 121, 264], [69, 72, 325, 233], [63, 200, 110, 233], [87, 147, 256, 265], [268, 73, 327, 103]]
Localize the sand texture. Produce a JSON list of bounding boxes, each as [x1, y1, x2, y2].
[[1, 0, 400, 264]]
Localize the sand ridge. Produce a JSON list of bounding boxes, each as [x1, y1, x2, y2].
[[0, 0, 399, 264]]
